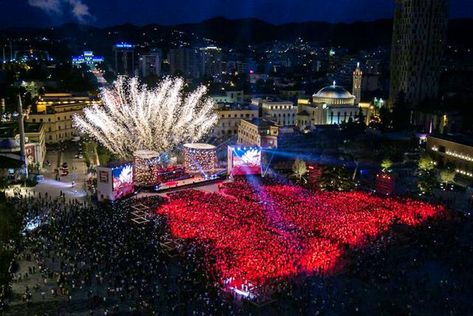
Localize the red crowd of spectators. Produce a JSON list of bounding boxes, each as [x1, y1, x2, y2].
[[156, 177, 445, 292]]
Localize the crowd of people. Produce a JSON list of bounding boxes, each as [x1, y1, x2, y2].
[[3, 194, 240, 314], [2, 176, 472, 315], [158, 176, 446, 296]]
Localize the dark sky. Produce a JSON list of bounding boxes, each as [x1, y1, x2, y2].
[[0, 0, 471, 28]]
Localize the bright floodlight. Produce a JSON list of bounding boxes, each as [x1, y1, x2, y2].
[[73, 77, 218, 160]]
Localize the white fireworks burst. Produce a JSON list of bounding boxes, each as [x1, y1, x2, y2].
[[73, 77, 218, 160], [241, 148, 261, 166]]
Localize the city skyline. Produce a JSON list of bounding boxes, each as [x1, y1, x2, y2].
[[1, 0, 473, 314], [0, 0, 472, 28]]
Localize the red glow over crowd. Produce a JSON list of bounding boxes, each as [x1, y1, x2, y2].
[[155, 178, 445, 291]]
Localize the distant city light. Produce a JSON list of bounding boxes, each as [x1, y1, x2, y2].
[[115, 42, 134, 48]]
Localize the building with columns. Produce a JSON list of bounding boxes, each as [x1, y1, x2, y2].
[[212, 103, 258, 138], [251, 98, 297, 127], [26, 93, 101, 144], [296, 81, 365, 128]]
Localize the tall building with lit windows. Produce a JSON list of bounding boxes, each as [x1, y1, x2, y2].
[[113, 42, 135, 76], [389, 0, 449, 107], [168, 48, 201, 79], [139, 49, 162, 78]]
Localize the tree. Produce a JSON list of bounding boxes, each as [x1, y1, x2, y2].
[[417, 155, 437, 195], [378, 106, 392, 130], [318, 166, 355, 192], [439, 169, 455, 184], [381, 159, 393, 172], [356, 107, 366, 127], [292, 159, 308, 182], [418, 155, 436, 172]]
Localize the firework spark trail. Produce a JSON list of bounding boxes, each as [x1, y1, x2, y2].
[[73, 77, 218, 160]]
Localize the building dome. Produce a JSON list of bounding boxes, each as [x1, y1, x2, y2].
[[314, 86, 352, 99], [312, 83, 355, 106]]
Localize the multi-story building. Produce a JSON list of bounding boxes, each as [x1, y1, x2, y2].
[[25, 93, 100, 144], [389, 0, 449, 107], [168, 47, 201, 79], [296, 82, 362, 128], [24, 122, 47, 168], [139, 49, 162, 78], [252, 98, 297, 127], [411, 110, 463, 134], [238, 118, 279, 148], [113, 42, 135, 76], [427, 134, 473, 181], [210, 90, 244, 104], [72, 51, 104, 70], [0, 122, 46, 169], [200, 46, 223, 77], [213, 103, 258, 138]]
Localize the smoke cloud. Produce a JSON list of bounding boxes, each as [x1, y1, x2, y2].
[[28, 0, 62, 14], [66, 0, 91, 22], [28, 0, 92, 23]]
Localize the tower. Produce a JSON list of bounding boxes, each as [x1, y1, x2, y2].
[[113, 42, 135, 76], [352, 62, 362, 105], [18, 95, 28, 178], [389, 0, 449, 108]]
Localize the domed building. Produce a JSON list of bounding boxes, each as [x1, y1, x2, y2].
[[297, 81, 362, 127], [312, 83, 356, 106]]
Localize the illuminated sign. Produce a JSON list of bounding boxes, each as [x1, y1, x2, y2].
[[115, 42, 134, 49], [227, 146, 262, 176], [112, 164, 134, 200]]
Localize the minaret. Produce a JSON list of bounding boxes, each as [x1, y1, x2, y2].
[[352, 62, 362, 105]]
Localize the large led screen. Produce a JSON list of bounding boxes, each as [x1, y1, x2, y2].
[[231, 147, 262, 176], [112, 164, 134, 200]]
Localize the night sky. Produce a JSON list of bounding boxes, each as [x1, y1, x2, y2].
[[0, 0, 471, 28]]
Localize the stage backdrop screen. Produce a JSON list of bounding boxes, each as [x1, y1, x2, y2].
[[112, 164, 134, 200], [230, 147, 262, 176]]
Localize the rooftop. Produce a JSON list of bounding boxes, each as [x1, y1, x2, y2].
[[429, 133, 473, 148], [216, 103, 258, 111], [0, 123, 16, 138], [246, 118, 278, 128], [24, 122, 43, 133], [258, 98, 293, 104], [184, 143, 216, 150]]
